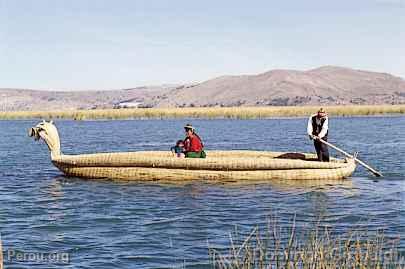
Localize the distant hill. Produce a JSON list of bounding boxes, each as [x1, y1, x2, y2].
[[154, 66, 405, 107], [1, 66, 405, 111], [0, 86, 175, 111]]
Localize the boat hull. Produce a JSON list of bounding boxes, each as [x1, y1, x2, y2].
[[52, 150, 356, 181], [55, 163, 356, 181]]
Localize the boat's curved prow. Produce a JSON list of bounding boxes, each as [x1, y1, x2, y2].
[[29, 120, 61, 160]]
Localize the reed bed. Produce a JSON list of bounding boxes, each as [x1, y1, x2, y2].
[[209, 217, 404, 269], [1, 105, 405, 120]]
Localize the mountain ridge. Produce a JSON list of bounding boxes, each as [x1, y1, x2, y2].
[[1, 66, 405, 111]]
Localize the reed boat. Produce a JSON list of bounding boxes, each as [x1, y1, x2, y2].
[[29, 121, 356, 181]]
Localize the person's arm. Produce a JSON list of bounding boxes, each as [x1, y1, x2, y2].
[[307, 116, 313, 136], [170, 146, 176, 156], [318, 118, 328, 138], [195, 134, 204, 148], [183, 138, 190, 152]]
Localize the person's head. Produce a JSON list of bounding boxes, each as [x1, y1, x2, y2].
[[317, 108, 327, 118], [184, 123, 195, 137], [176, 140, 184, 147]]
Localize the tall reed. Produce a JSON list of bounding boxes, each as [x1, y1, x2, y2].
[[0, 234, 3, 269], [1, 105, 405, 120], [209, 217, 404, 269]]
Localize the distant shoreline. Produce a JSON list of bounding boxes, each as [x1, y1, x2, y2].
[[1, 105, 405, 120]]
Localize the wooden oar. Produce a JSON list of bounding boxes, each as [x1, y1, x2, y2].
[[316, 137, 383, 177]]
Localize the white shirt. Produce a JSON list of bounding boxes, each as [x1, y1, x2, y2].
[[307, 114, 328, 138]]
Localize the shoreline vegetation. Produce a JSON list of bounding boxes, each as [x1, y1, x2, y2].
[[1, 105, 405, 120], [209, 217, 404, 269]]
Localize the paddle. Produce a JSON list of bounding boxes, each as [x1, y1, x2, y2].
[[315, 137, 383, 177]]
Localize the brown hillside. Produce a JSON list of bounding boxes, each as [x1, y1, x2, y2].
[[154, 66, 405, 107], [1, 66, 404, 111]]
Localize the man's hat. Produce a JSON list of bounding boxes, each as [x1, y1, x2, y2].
[[184, 123, 195, 130], [317, 108, 327, 116]]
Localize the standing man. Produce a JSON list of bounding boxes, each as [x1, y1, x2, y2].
[[307, 108, 330, 162]]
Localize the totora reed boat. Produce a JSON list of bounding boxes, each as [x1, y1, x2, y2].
[[29, 121, 356, 181]]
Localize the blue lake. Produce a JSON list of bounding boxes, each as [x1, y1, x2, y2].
[[0, 117, 404, 268]]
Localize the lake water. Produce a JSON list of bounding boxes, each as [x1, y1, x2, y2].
[[0, 117, 404, 268]]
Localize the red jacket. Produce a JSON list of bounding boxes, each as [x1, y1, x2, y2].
[[184, 134, 203, 152]]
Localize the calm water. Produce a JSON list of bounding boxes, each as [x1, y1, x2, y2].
[[0, 117, 404, 268]]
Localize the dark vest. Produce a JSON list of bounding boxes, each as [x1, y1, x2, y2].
[[311, 116, 328, 138]]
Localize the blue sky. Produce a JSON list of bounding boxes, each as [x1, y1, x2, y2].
[[1, 0, 404, 90]]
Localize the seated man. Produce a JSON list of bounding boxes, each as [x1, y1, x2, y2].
[[183, 124, 206, 158]]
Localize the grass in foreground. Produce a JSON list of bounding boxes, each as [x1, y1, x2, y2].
[[209, 217, 404, 269], [1, 105, 405, 120]]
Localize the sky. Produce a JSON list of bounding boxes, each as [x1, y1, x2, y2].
[[0, 0, 404, 90]]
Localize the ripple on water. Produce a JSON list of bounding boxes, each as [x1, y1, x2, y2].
[[0, 119, 404, 268]]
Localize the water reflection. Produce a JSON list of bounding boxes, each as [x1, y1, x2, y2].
[[45, 177, 65, 199]]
